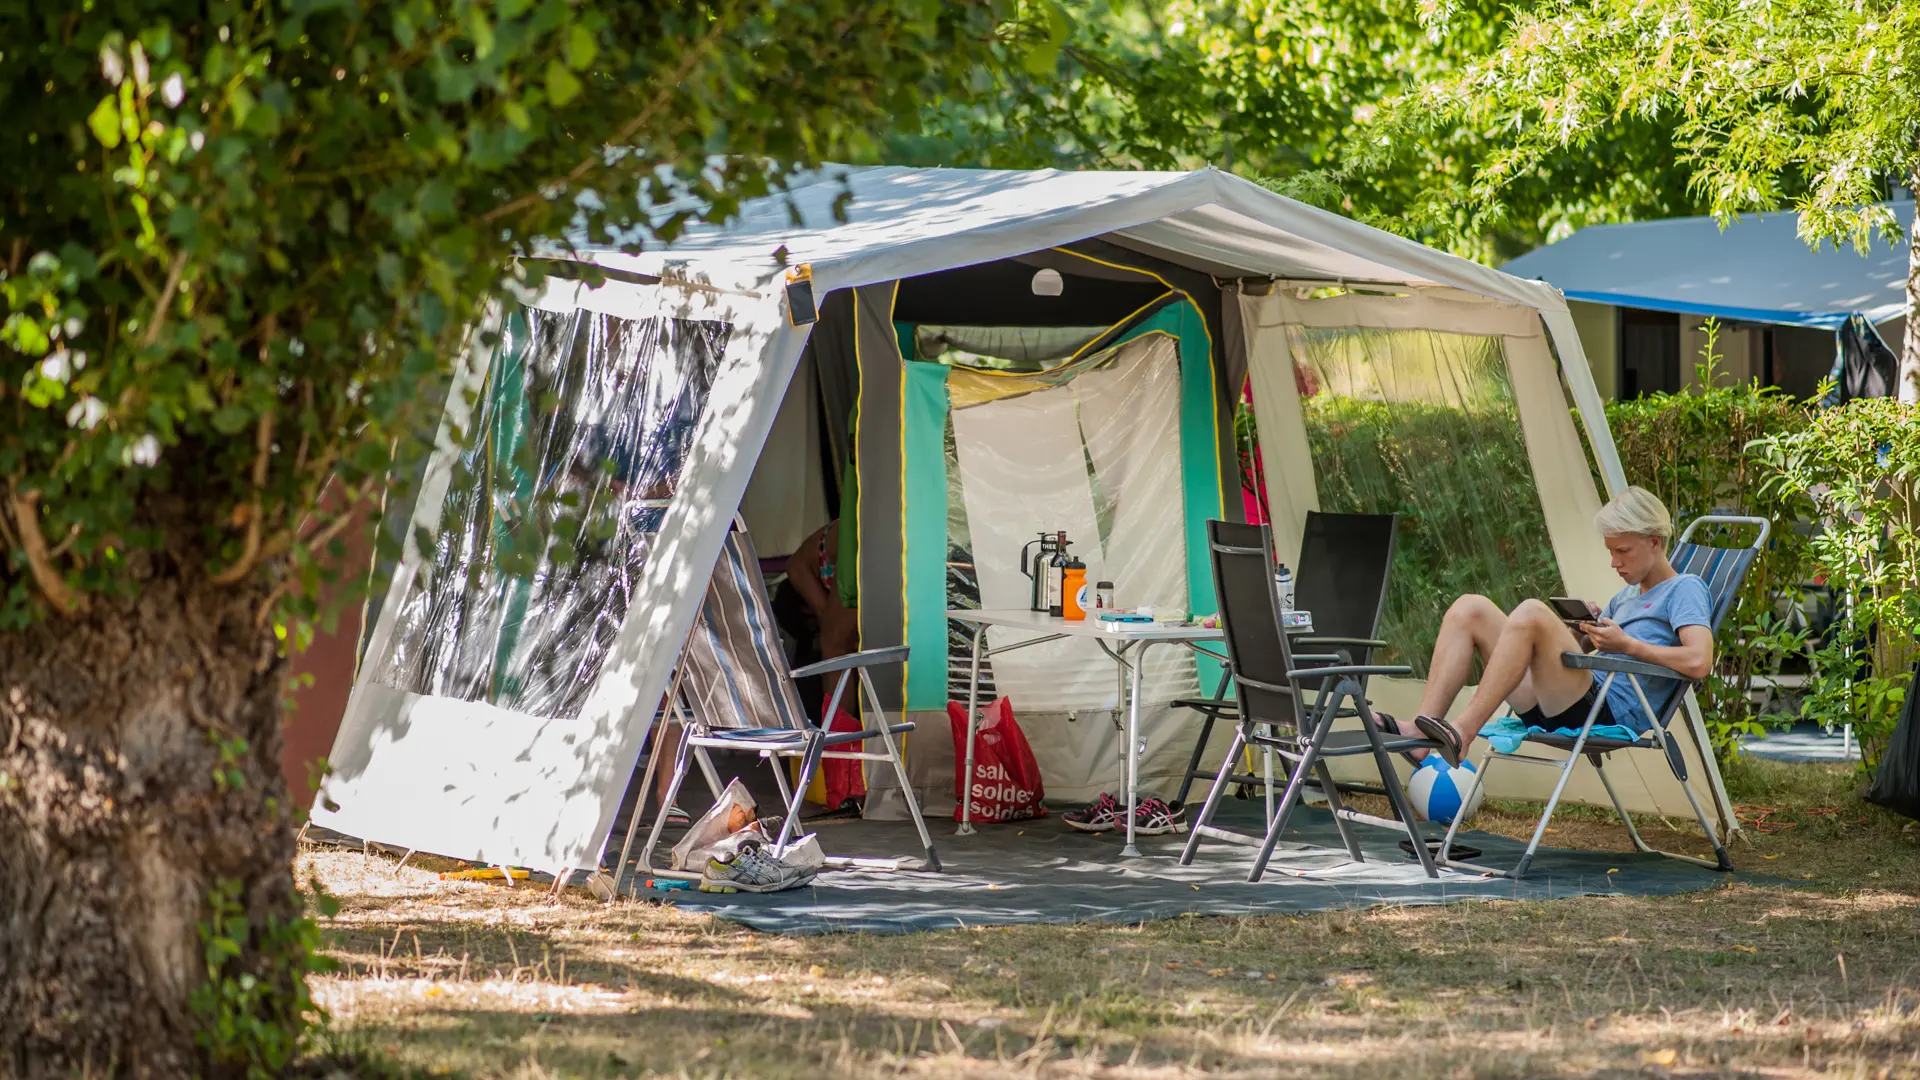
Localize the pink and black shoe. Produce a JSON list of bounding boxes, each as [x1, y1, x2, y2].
[[1063, 792, 1125, 832]]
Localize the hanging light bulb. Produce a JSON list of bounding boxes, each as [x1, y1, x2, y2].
[[1030, 267, 1063, 296]]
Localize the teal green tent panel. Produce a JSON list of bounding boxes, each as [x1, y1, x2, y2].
[[901, 358, 951, 711]]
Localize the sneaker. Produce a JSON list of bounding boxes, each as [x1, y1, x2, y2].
[[700, 843, 813, 894], [1132, 798, 1188, 836], [1063, 792, 1125, 833]]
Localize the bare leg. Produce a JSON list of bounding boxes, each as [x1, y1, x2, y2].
[[1417, 595, 1507, 718], [653, 723, 680, 814], [1385, 595, 1508, 763], [1447, 600, 1594, 750]]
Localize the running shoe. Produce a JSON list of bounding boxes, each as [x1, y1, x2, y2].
[[699, 843, 814, 894], [1132, 798, 1188, 836], [1063, 792, 1125, 833]]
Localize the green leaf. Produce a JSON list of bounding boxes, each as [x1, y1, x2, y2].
[[1021, 41, 1058, 77], [87, 96, 123, 148], [565, 25, 598, 71], [211, 404, 251, 434], [545, 59, 581, 107]]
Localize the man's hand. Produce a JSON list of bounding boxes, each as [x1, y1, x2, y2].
[[1577, 617, 1635, 655]]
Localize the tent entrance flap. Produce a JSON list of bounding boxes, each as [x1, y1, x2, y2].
[[948, 333, 1196, 711]]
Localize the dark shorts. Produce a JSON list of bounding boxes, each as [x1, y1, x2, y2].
[[1516, 676, 1616, 730]]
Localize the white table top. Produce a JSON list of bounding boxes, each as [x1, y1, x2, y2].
[[946, 608, 1226, 641]]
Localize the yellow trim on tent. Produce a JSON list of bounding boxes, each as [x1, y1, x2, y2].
[[1048, 247, 1226, 517]]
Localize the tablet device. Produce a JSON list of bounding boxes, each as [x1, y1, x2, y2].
[[1548, 596, 1594, 624]]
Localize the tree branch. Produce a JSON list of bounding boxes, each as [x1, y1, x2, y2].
[[138, 249, 190, 349], [209, 317, 280, 586], [208, 407, 275, 585], [47, 522, 83, 559], [480, 20, 726, 226], [6, 487, 84, 616]]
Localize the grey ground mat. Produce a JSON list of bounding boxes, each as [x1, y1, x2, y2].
[[626, 801, 1743, 935]]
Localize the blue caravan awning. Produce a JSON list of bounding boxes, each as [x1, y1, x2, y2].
[[1500, 202, 1913, 330]]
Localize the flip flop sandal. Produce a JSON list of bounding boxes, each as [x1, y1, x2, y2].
[[1413, 715, 1465, 768], [1372, 712, 1427, 769]]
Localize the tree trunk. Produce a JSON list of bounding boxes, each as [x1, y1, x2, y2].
[[1900, 167, 1920, 403], [0, 553, 300, 1077]]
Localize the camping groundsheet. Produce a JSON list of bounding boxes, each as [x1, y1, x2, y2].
[[627, 801, 1742, 935]]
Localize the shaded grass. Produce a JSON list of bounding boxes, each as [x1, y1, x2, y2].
[[306, 757, 1920, 1078]]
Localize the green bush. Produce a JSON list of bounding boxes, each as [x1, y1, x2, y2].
[[1604, 334, 1815, 758], [1752, 396, 1920, 767]]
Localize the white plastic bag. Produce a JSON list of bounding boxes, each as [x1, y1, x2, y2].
[[669, 778, 757, 870], [776, 833, 825, 872]]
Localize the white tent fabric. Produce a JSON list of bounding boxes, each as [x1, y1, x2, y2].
[[315, 166, 1721, 880], [1500, 201, 1915, 329]]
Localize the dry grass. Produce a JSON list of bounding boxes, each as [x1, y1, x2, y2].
[[306, 757, 1920, 1078]]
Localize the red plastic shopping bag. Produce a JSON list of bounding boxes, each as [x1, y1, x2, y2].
[[948, 697, 1048, 823]]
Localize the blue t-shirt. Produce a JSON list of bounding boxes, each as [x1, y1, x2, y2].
[[1594, 573, 1713, 729]]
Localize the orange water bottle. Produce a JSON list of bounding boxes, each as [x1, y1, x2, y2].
[[1061, 557, 1088, 621]]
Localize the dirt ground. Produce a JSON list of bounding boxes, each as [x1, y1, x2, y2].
[[304, 757, 1920, 1078]]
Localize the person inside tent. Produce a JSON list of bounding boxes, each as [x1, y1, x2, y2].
[[784, 515, 867, 816], [786, 518, 859, 661], [1384, 487, 1715, 766]]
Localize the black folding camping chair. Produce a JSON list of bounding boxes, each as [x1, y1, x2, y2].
[[610, 525, 940, 890], [1439, 514, 1767, 879], [1179, 520, 1441, 881], [1172, 512, 1399, 806]]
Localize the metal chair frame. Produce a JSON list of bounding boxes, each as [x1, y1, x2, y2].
[[1179, 520, 1441, 881], [1172, 512, 1400, 807]]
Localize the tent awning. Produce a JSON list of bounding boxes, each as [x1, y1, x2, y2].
[[557, 166, 1569, 315], [1499, 201, 1914, 330]]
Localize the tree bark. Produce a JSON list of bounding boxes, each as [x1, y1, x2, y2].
[[0, 551, 299, 1077], [1900, 166, 1920, 403]]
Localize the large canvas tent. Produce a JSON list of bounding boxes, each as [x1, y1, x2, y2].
[[312, 166, 1739, 880]]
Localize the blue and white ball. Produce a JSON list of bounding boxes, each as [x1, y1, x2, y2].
[[1407, 756, 1483, 825]]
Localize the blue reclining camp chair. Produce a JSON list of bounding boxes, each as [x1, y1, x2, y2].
[[1439, 514, 1767, 879], [610, 525, 940, 890]]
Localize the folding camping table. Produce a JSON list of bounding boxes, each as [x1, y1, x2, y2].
[[949, 609, 1232, 857]]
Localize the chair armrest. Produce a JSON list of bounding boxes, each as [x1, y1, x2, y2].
[[1296, 636, 1388, 651], [1172, 697, 1240, 716], [1289, 653, 1344, 665], [1560, 652, 1687, 683], [791, 645, 910, 679], [1285, 664, 1412, 681]]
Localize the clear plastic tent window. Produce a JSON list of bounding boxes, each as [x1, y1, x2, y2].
[[1294, 326, 1561, 673], [369, 304, 729, 719]]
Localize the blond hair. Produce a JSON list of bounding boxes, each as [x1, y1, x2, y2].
[[1595, 486, 1673, 539]]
